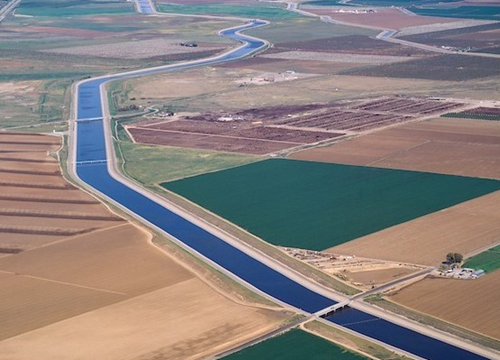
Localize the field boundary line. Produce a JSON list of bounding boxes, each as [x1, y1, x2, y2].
[[0, 270, 128, 296]]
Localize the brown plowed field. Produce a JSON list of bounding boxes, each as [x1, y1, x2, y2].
[[328, 191, 500, 266], [273, 35, 432, 57], [308, 8, 456, 29], [389, 272, 500, 339], [0, 132, 284, 358], [292, 118, 500, 179]]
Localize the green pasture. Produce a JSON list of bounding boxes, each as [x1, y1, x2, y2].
[[411, 6, 500, 21], [157, 2, 300, 20], [246, 18, 376, 44], [223, 329, 367, 360], [162, 159, 500, 251], [464, 245, 500, 273], [17, 0, 134, 17]]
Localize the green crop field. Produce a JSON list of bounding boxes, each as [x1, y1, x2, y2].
[[411, 6, 500, 21], [442, 113, 500, 121], [464, 245, 500, 273], [157, 2, 300, 20], [17, 0, 134, 17], [162, 159, 500, 251], [223, 329, 368, 360]]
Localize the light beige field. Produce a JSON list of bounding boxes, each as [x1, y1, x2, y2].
[[345, 267, 417, 287], [0, 132, 286, 359], [292, 118, 500, 179], [329, 191, 500, 266], [389, 272, 500, 340], [0, 279, 281, 360]]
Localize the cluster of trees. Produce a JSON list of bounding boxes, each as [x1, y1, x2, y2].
[[446, 252, 463, 264]]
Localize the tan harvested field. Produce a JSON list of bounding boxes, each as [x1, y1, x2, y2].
[[220, 57, 364, 74], [260, 51, 410, 64], [292, 118, 500, 179], [0, 132, 285, 359], [389, 272, 500, 339], [329, 191, 500, 266], [0, 279, 281, 360], [345, 267, 417, 287], [308, 8, 457, 30]]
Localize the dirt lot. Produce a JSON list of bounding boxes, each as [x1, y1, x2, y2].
[[307, 8, 457, 30], [389, 272, 500, 340], [328, 191, 500, 266], [127, 113, 343, 155], [0, 132, 286, 359], [127, 97, 469, 154], [292, 117, 500, 179], [345, 267, 417, 287]]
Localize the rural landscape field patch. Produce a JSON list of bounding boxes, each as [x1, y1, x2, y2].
[[162, 159, 500, 251], [224, 329, 367, 360]]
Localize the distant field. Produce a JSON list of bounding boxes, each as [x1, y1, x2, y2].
[[389, 272, 500, 339], [157, 2, 300, 20], [412, 6, 500, 21], [305, 0, 460, 6], [114, 119, 258, 185], [246, 18, 376, 45], [464, 245, 500, 273], [342, 54, 500, 81], [17, 0, 135, 17], [162, 159, 500, 251], [224, 329, 367, 360]]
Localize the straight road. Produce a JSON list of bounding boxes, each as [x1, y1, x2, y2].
[[0, 0, 22, 23]]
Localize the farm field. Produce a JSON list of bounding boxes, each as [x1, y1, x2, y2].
[[464, 245, 500, 273], [389, 272, 500, 340], [224, 329, 367, 360], [162, 159, 500, 251], [0, 132, 286, 359], [245, 17, 377, 44], [270, 35, 433, 57], [305, 7, 458, 29], [116, 123, 259, 185], [329, 191, 500, 266], [342, 54, 500, 81], [411, 6, 500, 21], [400, 22, 500, 54], [443, 106, 500, 121], [292, 117, 500, 179], [157, 2, 300, 20], [0, 1, 238, 128]]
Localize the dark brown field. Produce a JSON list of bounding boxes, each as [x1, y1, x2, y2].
[[401, 23, 500, 54], [342, 54, 500, 81], [273, 35, 433, 57], [127, 115, 344, 155]]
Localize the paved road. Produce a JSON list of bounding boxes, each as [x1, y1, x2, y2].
[[68, 7, 498, 360], [0, 0, 22, 23]]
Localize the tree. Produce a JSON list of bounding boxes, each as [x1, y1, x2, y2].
[[446, 252, 463, 264]]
